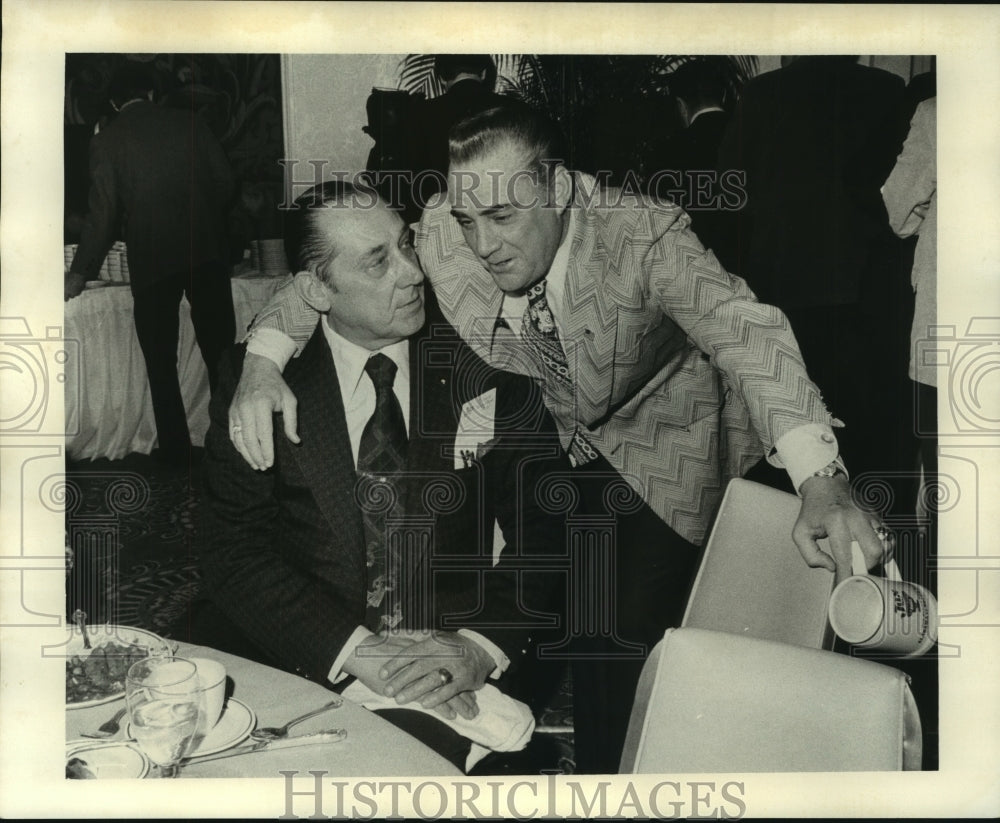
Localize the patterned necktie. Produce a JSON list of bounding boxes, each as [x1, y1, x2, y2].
[[357, 353, 408, 631], [521, 281, 599, 467]]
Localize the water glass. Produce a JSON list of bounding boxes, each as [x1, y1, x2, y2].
[[125, 657, 202, 778]]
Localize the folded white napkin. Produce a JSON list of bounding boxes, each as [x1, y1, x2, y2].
[[341, 679, 534, 771]]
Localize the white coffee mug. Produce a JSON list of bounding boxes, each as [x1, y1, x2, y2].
[[189, 657, 227, 734], [828, 545, 938, 657]]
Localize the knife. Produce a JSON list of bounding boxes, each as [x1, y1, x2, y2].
[[182, 728, 348, 766]]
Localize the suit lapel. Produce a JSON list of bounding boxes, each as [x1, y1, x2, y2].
[[395, 333, 460, 584], [560, 195, 620, 425], [285, 328, 367, 584]]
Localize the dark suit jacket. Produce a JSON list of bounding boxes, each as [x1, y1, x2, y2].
[[199, 301, 568, 686], [70, 101, 233, 287], [380, 80, 508, 223], [656, 109, 740, 273], [414, 79, 508, 181], [718, 57, 909, 308]]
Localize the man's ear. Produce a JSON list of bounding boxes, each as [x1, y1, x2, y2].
[[552, 164, 573, 214], [292, 271, 332, 313]]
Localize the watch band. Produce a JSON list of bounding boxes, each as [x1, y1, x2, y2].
[[812, 460, 846, 479]]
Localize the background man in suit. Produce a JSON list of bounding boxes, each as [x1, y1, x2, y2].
[[65, 61, 236, 464], [413, 55, 506, 195], [199, 180, 568, 771], [369, 54, 506, 224], [718, 56, 914, 502], [652, 58, 740, 273], [227, 102, 887, 773]]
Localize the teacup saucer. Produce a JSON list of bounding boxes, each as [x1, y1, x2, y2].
[[66, 740, 150, 779], [190, 698, 256, 756]]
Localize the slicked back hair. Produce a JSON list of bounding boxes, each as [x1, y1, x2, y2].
[[448, 99, 567, 191], [284, 180, 381, 283]]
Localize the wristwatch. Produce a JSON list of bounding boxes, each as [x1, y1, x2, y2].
[[812, 460, 847, 480]]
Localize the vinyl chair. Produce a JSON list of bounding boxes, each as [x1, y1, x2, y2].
[[681, 478, 837, 649], [619, 627, 923, 773]]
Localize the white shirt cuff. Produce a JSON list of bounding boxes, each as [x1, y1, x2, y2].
[[768, 422, 844, 493], [245, 326, 298, 369], [327, 625, 375, 685], [457, 629, 509, 680]]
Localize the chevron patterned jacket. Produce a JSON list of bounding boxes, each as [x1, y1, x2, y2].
[[247, 173, 836, 545]]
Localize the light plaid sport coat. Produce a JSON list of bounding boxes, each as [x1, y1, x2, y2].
[[417, 174, 834, 545]]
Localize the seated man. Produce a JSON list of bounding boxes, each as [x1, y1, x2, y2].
[[197, 180, 568, 772]]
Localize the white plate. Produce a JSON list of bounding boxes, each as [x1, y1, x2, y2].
[[65, 625, 177, 710], [125, 697, 256, 759], [66, 740, 151, 779]]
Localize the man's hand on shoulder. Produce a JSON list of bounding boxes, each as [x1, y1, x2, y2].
[[228, 353, 300, 470], [793, 473, 885, 585]]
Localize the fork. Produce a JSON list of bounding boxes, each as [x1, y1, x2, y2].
[[80, 706, 128, 739]]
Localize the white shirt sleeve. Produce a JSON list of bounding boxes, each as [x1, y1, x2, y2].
[[326, 625, 375, 685], [245, 327, 298, 370], [768, 422, 847, 493]]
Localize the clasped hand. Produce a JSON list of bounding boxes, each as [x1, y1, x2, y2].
[[348, 630, 494, 723]]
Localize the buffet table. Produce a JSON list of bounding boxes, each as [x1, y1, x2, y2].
[[66, 641, 463, 778], [65, 274, 289, 462]]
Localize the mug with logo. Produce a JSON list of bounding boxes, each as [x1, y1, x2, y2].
[[828, 543, 938, 657]]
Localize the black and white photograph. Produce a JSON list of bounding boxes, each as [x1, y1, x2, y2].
[[1, 2, 998, 819]]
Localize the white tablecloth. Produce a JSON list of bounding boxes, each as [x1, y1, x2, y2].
[[66, 641, 462, 778], [65, 275, 288, 461]]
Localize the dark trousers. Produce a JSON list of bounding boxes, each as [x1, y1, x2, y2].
[[559, 455, 702, 774], [131, 262, 236, 454]]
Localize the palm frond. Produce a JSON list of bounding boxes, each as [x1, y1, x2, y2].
[[398, 54, 445, 98]]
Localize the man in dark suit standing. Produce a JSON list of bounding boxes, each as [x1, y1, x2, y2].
[[719, 56, 913, 496], [653, 59, 740, 273], [413, 55, 506, 191], [65, 62, 236, 463], [198, 181, 567, 771], [374, 55, 506, 224]]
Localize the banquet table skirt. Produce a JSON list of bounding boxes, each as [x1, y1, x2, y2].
[[65, 275, 288, 462]]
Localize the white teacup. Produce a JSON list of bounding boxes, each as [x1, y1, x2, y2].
[[828, 546, 938, 657], [189, 657, 227, 734]]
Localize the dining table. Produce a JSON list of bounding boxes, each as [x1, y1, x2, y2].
[[66, 640, 463, 778], [64, 272, 290, 462]]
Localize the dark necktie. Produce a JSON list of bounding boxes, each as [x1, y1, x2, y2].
[[521, 281, 598, 467], [357, 353, 408, 631]]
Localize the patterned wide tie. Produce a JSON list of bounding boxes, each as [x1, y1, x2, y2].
[[356, 353, 408, 631], [521, 281, 599, 467]]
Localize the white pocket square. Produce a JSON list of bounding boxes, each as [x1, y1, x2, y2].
[[454, 388, 497, 469]]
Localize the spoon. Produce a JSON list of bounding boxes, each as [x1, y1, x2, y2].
[[72, 609, 91, 649], [250, 698, 343, 741]]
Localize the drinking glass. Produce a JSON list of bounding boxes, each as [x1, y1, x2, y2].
[[125, 657, 202, 778]]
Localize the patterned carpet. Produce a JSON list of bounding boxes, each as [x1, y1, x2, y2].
[[64, 450, 577, 773]]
